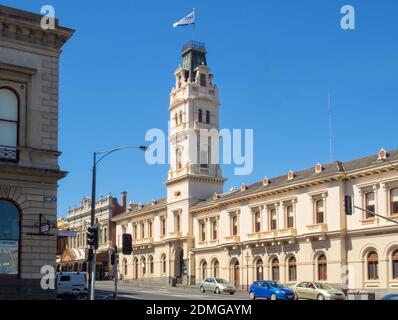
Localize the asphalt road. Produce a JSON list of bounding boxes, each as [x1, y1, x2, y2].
[[95, 281, 249, 300]]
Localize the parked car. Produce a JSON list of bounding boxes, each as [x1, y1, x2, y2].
[[382, 294, 398, 300], [56, 272, 88, 299], [291, 281, 346, 300], [199, 278, 236, 295], [249, 280, 296, 300]]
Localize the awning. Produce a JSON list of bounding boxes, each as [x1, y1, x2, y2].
[[60, 248, 86, 262]]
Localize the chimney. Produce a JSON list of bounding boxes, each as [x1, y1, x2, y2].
[[121, 191, 127, 211]]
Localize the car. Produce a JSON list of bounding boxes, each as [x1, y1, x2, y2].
[[291, 281, 346, 300], [249, 280, 296, 300], [382, 294, 398, 300], [56, 272, 88, 299], [199, 278, 236, 295]]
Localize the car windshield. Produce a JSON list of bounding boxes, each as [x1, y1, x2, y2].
[[314, 283, 333, 290], [269, 281, 286, 288], [215, 279, 229, 284]]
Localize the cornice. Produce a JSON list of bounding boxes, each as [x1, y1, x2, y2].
[[165, 173, 226, 186], [0, 6, 74, 52]]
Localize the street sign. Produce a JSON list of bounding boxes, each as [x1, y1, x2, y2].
[[44, 196, 57, 203], [40, 223, 50, 233]]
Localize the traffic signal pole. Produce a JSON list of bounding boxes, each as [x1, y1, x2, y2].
[[89, 152, 97, 301]]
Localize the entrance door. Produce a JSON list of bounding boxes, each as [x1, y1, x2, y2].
[[233, 262, 240, 287]]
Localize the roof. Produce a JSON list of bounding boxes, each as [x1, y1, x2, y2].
[[191, 149, 398, 211], [112, 198, 167, 221]]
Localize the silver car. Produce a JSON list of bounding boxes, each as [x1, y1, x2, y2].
[[199, 278, 236, 295]]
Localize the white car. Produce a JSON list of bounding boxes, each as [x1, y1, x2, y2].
[[56, 272, 88, 299], [199, 278, 236, 295]]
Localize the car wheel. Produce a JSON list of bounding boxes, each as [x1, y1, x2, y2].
[[229, 292, 234, 295], [270, 293, 277, 300], [200, 286, 205, 293], [317, 294, 325, 300], [249, 292, 256, 300], [215, 287, 220, 294]]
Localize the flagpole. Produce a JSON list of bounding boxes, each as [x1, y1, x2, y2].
[[192, 8, 195, 41]]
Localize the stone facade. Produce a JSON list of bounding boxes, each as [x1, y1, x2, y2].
[[112, 41, 398, 299], [0, 5, 73, 299]]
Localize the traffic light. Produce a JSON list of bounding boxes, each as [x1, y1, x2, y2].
[[111, 253, 116, 265], [87, 248, 94, 262], [122, 233, 132, 255], [87, 224, 99, 249], [344, 196, 353, 215]]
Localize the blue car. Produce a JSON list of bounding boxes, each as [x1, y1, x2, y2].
[[382, 294, 398, 300], [249, 280, 296, 300]]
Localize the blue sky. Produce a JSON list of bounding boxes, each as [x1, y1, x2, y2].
[[4, 0, 398, 217]]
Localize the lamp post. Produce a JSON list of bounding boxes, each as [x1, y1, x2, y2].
[[245, 252, 250, 292], [88, 145, 147, 301]]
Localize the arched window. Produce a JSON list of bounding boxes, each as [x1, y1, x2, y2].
[[0, 88, 18, 161], [392, 250, 398, 279], [315, 200, 324, 224], [201, 261, 207, 280], [365, 192, 375, 219], [391, 188, 398, 215], [286, 205, 294, 228], [149, 256, 154, 274], [206, 110, 210, 124], [213, 260, 219, 278], [256, 259, 263, 280], [288, 257, 297, 282], [161, 254, 166, 274], [133, 258, 139, 279], [198, 109, 203, 122], [271, 258, 279, 281], [367, 251, 379, 280], [317, 254, 327, 281]]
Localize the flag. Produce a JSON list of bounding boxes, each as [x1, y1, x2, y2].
[[173, 10, 195, 27]]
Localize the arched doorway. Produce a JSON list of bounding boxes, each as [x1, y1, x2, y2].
[[255, 259, 263, 280], [123, 258, 128, 276], [230, 259, 240, 287], [200, 260, 207, 280], [271, 258, 279, 281], [141, 257, 146, 276], [212, 259, 219, 278], [174, 248, 185, 283]]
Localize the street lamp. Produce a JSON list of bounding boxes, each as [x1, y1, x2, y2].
[[88, 145, 147, 300], [245, 252, 250, 292]]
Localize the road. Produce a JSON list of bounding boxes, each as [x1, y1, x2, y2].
[[95, 281, 249, 300]]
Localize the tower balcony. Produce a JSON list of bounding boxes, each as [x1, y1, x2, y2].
[[170, 83, 219, 107], [182, 40, 206, 54]]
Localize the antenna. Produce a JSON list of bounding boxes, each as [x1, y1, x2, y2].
[[328, 93, 333, 163]]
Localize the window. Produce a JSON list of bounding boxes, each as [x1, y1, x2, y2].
[[142, 257, 146, 275], [175, 213, 181, 233], [133, 224, 137, 240], [315, 200, 324, 224], [392, 250, 398, 279], [212, 220, 218, 240], [288, 257, 297, 282], [148, 221, 153, 238], [174, 113, 178, 126], [198, 109, 203, 122], [365, 192, 375, 219], [176, 148, 182, 170], [160, 217, 166, 237], [179, 111, 183, 124], [270, 208, 277, 230], [103, 227, 107, 244], [254, 210, 261, 233], [317, 254, 327, 281], [200, 221, 206, 242], [286, 205, 294, 228], [391, 188, 398, 215], [140, 223, 145, 239], [206, 110, 210, 124], [161, 254, 167, 273], [200, 74, 206, 87], [0, 200, 20, 275], [256, 259, 263, 280], [367, 251, 379, 280], [200, 144, 209, 168], [232, 215, 238, 236], [149, 256, 154, 274], [0, 88, 18, 161], [271, 258, 279, 281]]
